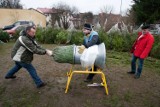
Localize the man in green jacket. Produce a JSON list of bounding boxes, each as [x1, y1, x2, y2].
[[5, 25, 52, 88]]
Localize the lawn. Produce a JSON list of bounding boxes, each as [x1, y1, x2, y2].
[[0, 42, 160, 107]]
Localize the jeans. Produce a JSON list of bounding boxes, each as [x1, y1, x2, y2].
[[5, 61, 43, 87], [86, 65, 98, 80], [131, 54, 144, 76]]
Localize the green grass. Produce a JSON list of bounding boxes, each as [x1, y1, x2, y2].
[[1, 87, 40, 107], [107, 50, 160, 75], [123, 91, 133, 102], [0, 42, 160, 107], [107, 50, 131, 66], [0, 86, 6, 95], [0, 41, 14, 55], [100, 95, 123, 107]]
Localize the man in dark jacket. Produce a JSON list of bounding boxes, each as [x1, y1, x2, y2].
[[128, 25, 154, 79], [81, 23, 101, 82], [5, 25, 52, 88]]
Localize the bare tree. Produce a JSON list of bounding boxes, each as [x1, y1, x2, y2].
[[126, 9, 136, 25], [51, 2, 79, 29], [0, 0, 22, 9], [100, 5, 114, 14], [70, 6, 79, 14], [81, 12, 94, 24], [125, 9, 137, 33], [98, 5, 115, 29]]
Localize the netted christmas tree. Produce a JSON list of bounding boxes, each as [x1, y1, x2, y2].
[[52, 45, 74, 64]]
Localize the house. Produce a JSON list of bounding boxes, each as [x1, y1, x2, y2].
[[0, 8, 46, 28], [150, 23, 160, 35], [98, 13, 130, 33], [69, 14, 81, 29], [36, 8, 57, 27]]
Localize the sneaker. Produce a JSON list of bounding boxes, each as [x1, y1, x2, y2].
[[127, 71, 135, 74], [84, 79, 93, 83], [87, 83, 103, 87], [5, 75, 16, 79], [134, 74, 140, 79], [37, 83, 47, 88]]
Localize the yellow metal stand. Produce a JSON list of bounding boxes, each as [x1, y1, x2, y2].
[[65, 65, 109, 95]]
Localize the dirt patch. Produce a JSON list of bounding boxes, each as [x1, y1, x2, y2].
[[0, 43, 160, 107]]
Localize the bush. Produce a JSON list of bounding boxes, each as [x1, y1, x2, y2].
[[111, 32, 124, 51], [98, 29, 110, 49], [36, 27, 61, 44], [121, 33, 137, 52], [11, 30, 21, 41], [36, 27, 46, 43], [44, 28, 60, 44], [28, 27, 160, 59], [98, 29, 138, 52], [150, 42, 160, 59], [150, 36, 160, 59], [0, 30, 10, 42], [55, 30, 68, 44], [69, 30, 83, 45]]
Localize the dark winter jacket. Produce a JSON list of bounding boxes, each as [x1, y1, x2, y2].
[[11, 33, 46, 63], [83, 31, 100, 48]]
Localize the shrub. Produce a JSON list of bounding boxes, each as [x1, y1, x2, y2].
[[150, 36, 160, 59], [24, 27, 160, 59], [55, 30, 68, 44], [44, 28, 60, 44], [36, 27, 61, 44], [150, 42, 160, 59], [121, 33, 137, 52], [12, 30, 21, 41], [98, 30, 138, 52], [36, 27, 46, 43], [0, 30, 10, 42], [69, 30, 83, 45], [98, 29, 110, 49], [111, 32, 124, 51]]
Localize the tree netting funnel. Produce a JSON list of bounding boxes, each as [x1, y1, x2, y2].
[[52, 43, 106, 69]]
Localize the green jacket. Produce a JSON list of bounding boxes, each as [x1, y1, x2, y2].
[[11, 34, 46, 63]]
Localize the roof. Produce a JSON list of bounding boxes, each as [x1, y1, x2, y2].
[[104, 13, 122, 31], [28, 8, 46, 15], [36, 8, 57, 14]]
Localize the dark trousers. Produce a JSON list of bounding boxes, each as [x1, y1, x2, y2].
[[86, 65, 98, 80], [5, 61, 43, 87], [131, 54, 144, 76]]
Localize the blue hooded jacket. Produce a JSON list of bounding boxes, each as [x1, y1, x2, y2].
[[83, 30, 100, 48]]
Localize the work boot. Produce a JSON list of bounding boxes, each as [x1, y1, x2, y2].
[[127, 71, 135, 74], [84, 79, 93, 83], [37, 82, 47, 88], [134, 74, 140, 79], [5, 75, 16, 79]]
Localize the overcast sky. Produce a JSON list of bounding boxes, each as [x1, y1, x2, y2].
[[20, 0, 133, 14]]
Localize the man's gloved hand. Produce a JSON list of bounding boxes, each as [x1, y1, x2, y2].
[[46, 49, 53, 56], [78, 45, 85, 54]]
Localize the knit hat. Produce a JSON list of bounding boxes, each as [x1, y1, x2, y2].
[[141, 25, 150, 29], [83, 23, 92, 31]]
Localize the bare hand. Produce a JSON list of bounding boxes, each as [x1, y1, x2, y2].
[[46, 49, 53, 56]]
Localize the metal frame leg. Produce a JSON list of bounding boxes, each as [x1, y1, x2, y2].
[[65, 72, 73, 93], [65, 66, 109, 95], [101, 72, 109, 95]]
